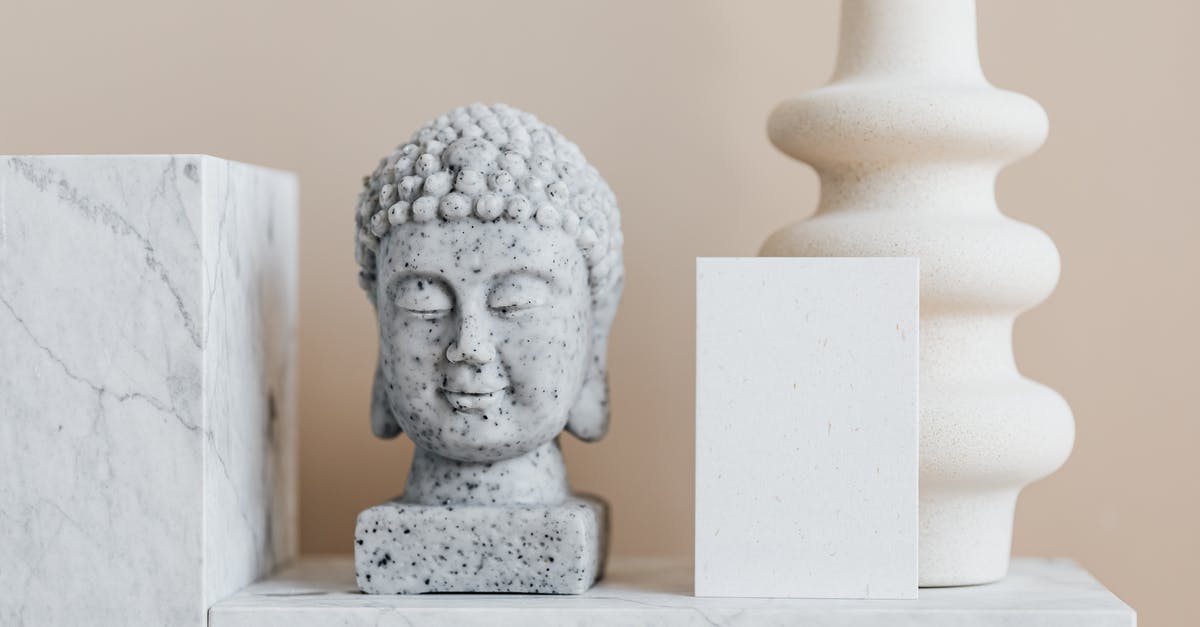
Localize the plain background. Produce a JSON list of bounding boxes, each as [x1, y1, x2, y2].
[[2, 1, 1195, 624]]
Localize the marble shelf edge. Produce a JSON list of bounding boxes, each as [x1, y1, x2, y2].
[[209, 556, 1135, 627]]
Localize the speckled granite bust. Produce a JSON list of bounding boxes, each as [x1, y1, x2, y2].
[[352, 103, 623, 594]]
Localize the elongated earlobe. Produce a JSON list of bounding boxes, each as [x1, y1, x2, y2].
[[371, 359, 401, 439], [566, 365, 609, 442], [567, 277, 621, 442]]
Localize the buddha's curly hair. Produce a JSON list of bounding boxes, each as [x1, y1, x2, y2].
[[354, 103, 623, 312]]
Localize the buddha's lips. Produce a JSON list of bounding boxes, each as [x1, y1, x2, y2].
[[440, 388, 506, 413]]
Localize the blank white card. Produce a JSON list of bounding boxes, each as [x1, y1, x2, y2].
[[695, 257, 918, 599]]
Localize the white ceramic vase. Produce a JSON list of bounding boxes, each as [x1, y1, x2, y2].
[[760, 0, 1074, 586]]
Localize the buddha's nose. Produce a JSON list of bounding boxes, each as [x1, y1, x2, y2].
[[446, 312, 497, 365]]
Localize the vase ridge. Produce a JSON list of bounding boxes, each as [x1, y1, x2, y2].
[[761, 0, 1075, 586]]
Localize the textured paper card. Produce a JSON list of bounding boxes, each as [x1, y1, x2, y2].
[[695, 257, 918, 599]]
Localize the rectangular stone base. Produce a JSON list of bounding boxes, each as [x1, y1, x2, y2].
[[355, 495, 607, 594]]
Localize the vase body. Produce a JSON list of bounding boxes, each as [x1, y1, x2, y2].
[[760, 0, 1074, 586]]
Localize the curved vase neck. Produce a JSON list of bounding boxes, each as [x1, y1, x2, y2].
[[832, 0, 985, 83]]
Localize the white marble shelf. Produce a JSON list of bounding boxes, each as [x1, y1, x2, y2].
[[209, 556, 1134, 626]]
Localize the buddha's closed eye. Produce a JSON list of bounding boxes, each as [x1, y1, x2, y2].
[[489, 274, 553, 317], [394, 277, 454, 319]]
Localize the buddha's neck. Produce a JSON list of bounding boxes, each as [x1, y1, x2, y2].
[[402, 439, 569, 506]]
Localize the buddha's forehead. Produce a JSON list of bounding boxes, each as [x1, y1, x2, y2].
[[378, 220, 585, 285]]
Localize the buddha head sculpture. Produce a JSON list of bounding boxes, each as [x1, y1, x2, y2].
[[354, 103, 622, 507]]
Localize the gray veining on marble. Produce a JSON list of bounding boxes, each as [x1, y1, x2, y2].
[[0, 155, 297, 627], [351, 104, 623, 594], [201, 157, 299, 605], [210, 556, 1136, 626]]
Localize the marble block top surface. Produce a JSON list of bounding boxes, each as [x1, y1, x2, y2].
[[210, 556, 1134, 626]]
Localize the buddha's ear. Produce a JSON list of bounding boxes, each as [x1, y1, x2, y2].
[[566, 365, 609, 441], [568, 277, 622, 441], [371, 357, 401, 439]]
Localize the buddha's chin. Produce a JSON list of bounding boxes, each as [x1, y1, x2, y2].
[[428, 438, 544, 464], [413, 416, 565, 464]]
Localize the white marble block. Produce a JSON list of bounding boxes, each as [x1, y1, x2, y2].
[[0, 155, 298, 626], [695, 257, 918, 599]]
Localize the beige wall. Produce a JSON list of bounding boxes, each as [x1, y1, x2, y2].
[[3, 0, 1196, 623]]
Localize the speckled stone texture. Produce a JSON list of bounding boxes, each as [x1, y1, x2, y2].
[[350, 103, 622, 595], [355, 496, 607, 594]]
